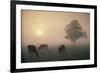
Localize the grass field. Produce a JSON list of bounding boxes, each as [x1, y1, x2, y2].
[[21, 44, 90, 63]]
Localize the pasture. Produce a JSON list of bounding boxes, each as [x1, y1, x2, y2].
[[21, 44, 90, 63]]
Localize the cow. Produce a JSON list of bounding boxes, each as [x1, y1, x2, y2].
[[38, 44, 48, 51], [58, 45, 66, 53], [27, 45, 38, 57]]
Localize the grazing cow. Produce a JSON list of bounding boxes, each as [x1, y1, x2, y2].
[[38, 44, 48, 51], [27, 45, 38, 57], [58, 45, 66, 53]]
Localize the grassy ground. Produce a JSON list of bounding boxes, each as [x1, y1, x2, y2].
[[21, 45, 90, 63]]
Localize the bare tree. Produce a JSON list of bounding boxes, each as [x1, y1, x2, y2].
[[65, 20, 87, 46]]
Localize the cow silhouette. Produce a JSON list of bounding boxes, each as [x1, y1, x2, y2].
[[27, 45, 38, 57], [38, 44, 48, 51], [58, 45, 66, 53]]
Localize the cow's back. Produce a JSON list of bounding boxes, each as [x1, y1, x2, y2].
[[38, 44, 48, 51], [27, 45, 38, 56]]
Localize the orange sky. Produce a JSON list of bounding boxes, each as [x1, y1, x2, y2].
[[21, 10, 90, 48]]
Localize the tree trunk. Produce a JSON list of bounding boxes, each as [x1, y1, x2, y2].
[[73, 41, 76, 47]]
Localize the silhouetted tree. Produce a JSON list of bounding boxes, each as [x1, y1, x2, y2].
[[65, 20, 87, 46]]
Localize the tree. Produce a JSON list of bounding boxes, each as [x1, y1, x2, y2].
[[65, 20, 87, 46]]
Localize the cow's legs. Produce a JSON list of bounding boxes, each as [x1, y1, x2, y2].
[[35, 51, 38, 57]]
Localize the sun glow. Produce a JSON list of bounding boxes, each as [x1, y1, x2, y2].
[[36, 30, 44, 37]]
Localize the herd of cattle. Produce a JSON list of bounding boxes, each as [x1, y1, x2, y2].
[[27, 44, 66, 57]]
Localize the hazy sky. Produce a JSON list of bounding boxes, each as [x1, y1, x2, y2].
[[21, 10, 90, 48]]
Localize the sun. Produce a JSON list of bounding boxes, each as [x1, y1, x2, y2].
[[36, 30, 44, 37]]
